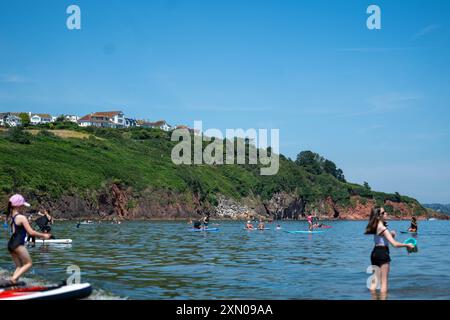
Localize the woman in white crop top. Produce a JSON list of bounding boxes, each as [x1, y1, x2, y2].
[[365, 207, 415, 294]]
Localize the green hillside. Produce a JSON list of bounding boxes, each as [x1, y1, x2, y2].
[[0, 125, 426, 217]]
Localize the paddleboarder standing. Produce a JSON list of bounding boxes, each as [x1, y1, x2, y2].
[[307, 213, 313, 231]]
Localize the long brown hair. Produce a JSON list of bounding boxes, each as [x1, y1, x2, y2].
[[6, 201, 13, 219], [365, 207, 386, 234]]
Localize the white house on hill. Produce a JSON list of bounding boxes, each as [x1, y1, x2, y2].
[[30, 113, 53, 125], [65, 115, 80, 123], [0, 113, 22, 127]]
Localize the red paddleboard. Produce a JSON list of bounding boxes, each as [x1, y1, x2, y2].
[[0, 283, 92, 300]]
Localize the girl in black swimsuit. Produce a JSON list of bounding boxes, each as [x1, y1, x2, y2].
[[6, 194, 51, 285]]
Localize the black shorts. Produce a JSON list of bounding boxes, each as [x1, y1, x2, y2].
[[371, 246, 391, 267], [41, 226, 51, 233]]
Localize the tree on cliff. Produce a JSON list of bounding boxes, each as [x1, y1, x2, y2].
[[295, 150, 346, 182], [295, 151, 322, 175]]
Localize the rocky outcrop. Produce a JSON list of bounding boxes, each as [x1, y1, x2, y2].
[[111, 184, 128, 218], [13, 187, 448, 221], [131, 188, 195, 219], [214, 196, 255, 220], [332, 197, 372, 220], [261, 192, 306, 220], [309, 196, 447, 220], [29, 185, 202, 220]]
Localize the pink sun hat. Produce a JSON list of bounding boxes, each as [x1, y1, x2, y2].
[[9, 194, 31, 207]]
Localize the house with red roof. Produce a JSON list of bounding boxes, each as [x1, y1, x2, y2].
[[78, 111, 125, 128]]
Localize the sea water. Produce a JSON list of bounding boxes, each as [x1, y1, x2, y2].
[[1, 220, 449, 300]]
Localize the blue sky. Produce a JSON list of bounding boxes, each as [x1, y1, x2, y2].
[[1, 0, 449, 203]]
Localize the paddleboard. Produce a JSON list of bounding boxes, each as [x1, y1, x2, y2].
[[286, 230, 324, 234], [400, 231, 418, 234], [188, 228, 219, 232], [244, 228, 270, 230], [0, 283, 92, 300], [28, 239, 72, 244], [0, 280, 26, 289]]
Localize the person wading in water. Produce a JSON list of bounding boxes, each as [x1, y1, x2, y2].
[[5, 194, 51, 285], [365, 207, 414, 295]]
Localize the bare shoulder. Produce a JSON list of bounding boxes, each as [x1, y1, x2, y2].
[[15, 214, 28, 224], [376, 222, 387, 235]]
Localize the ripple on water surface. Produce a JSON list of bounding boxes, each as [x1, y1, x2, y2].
[[1, 220, 449, 299]]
